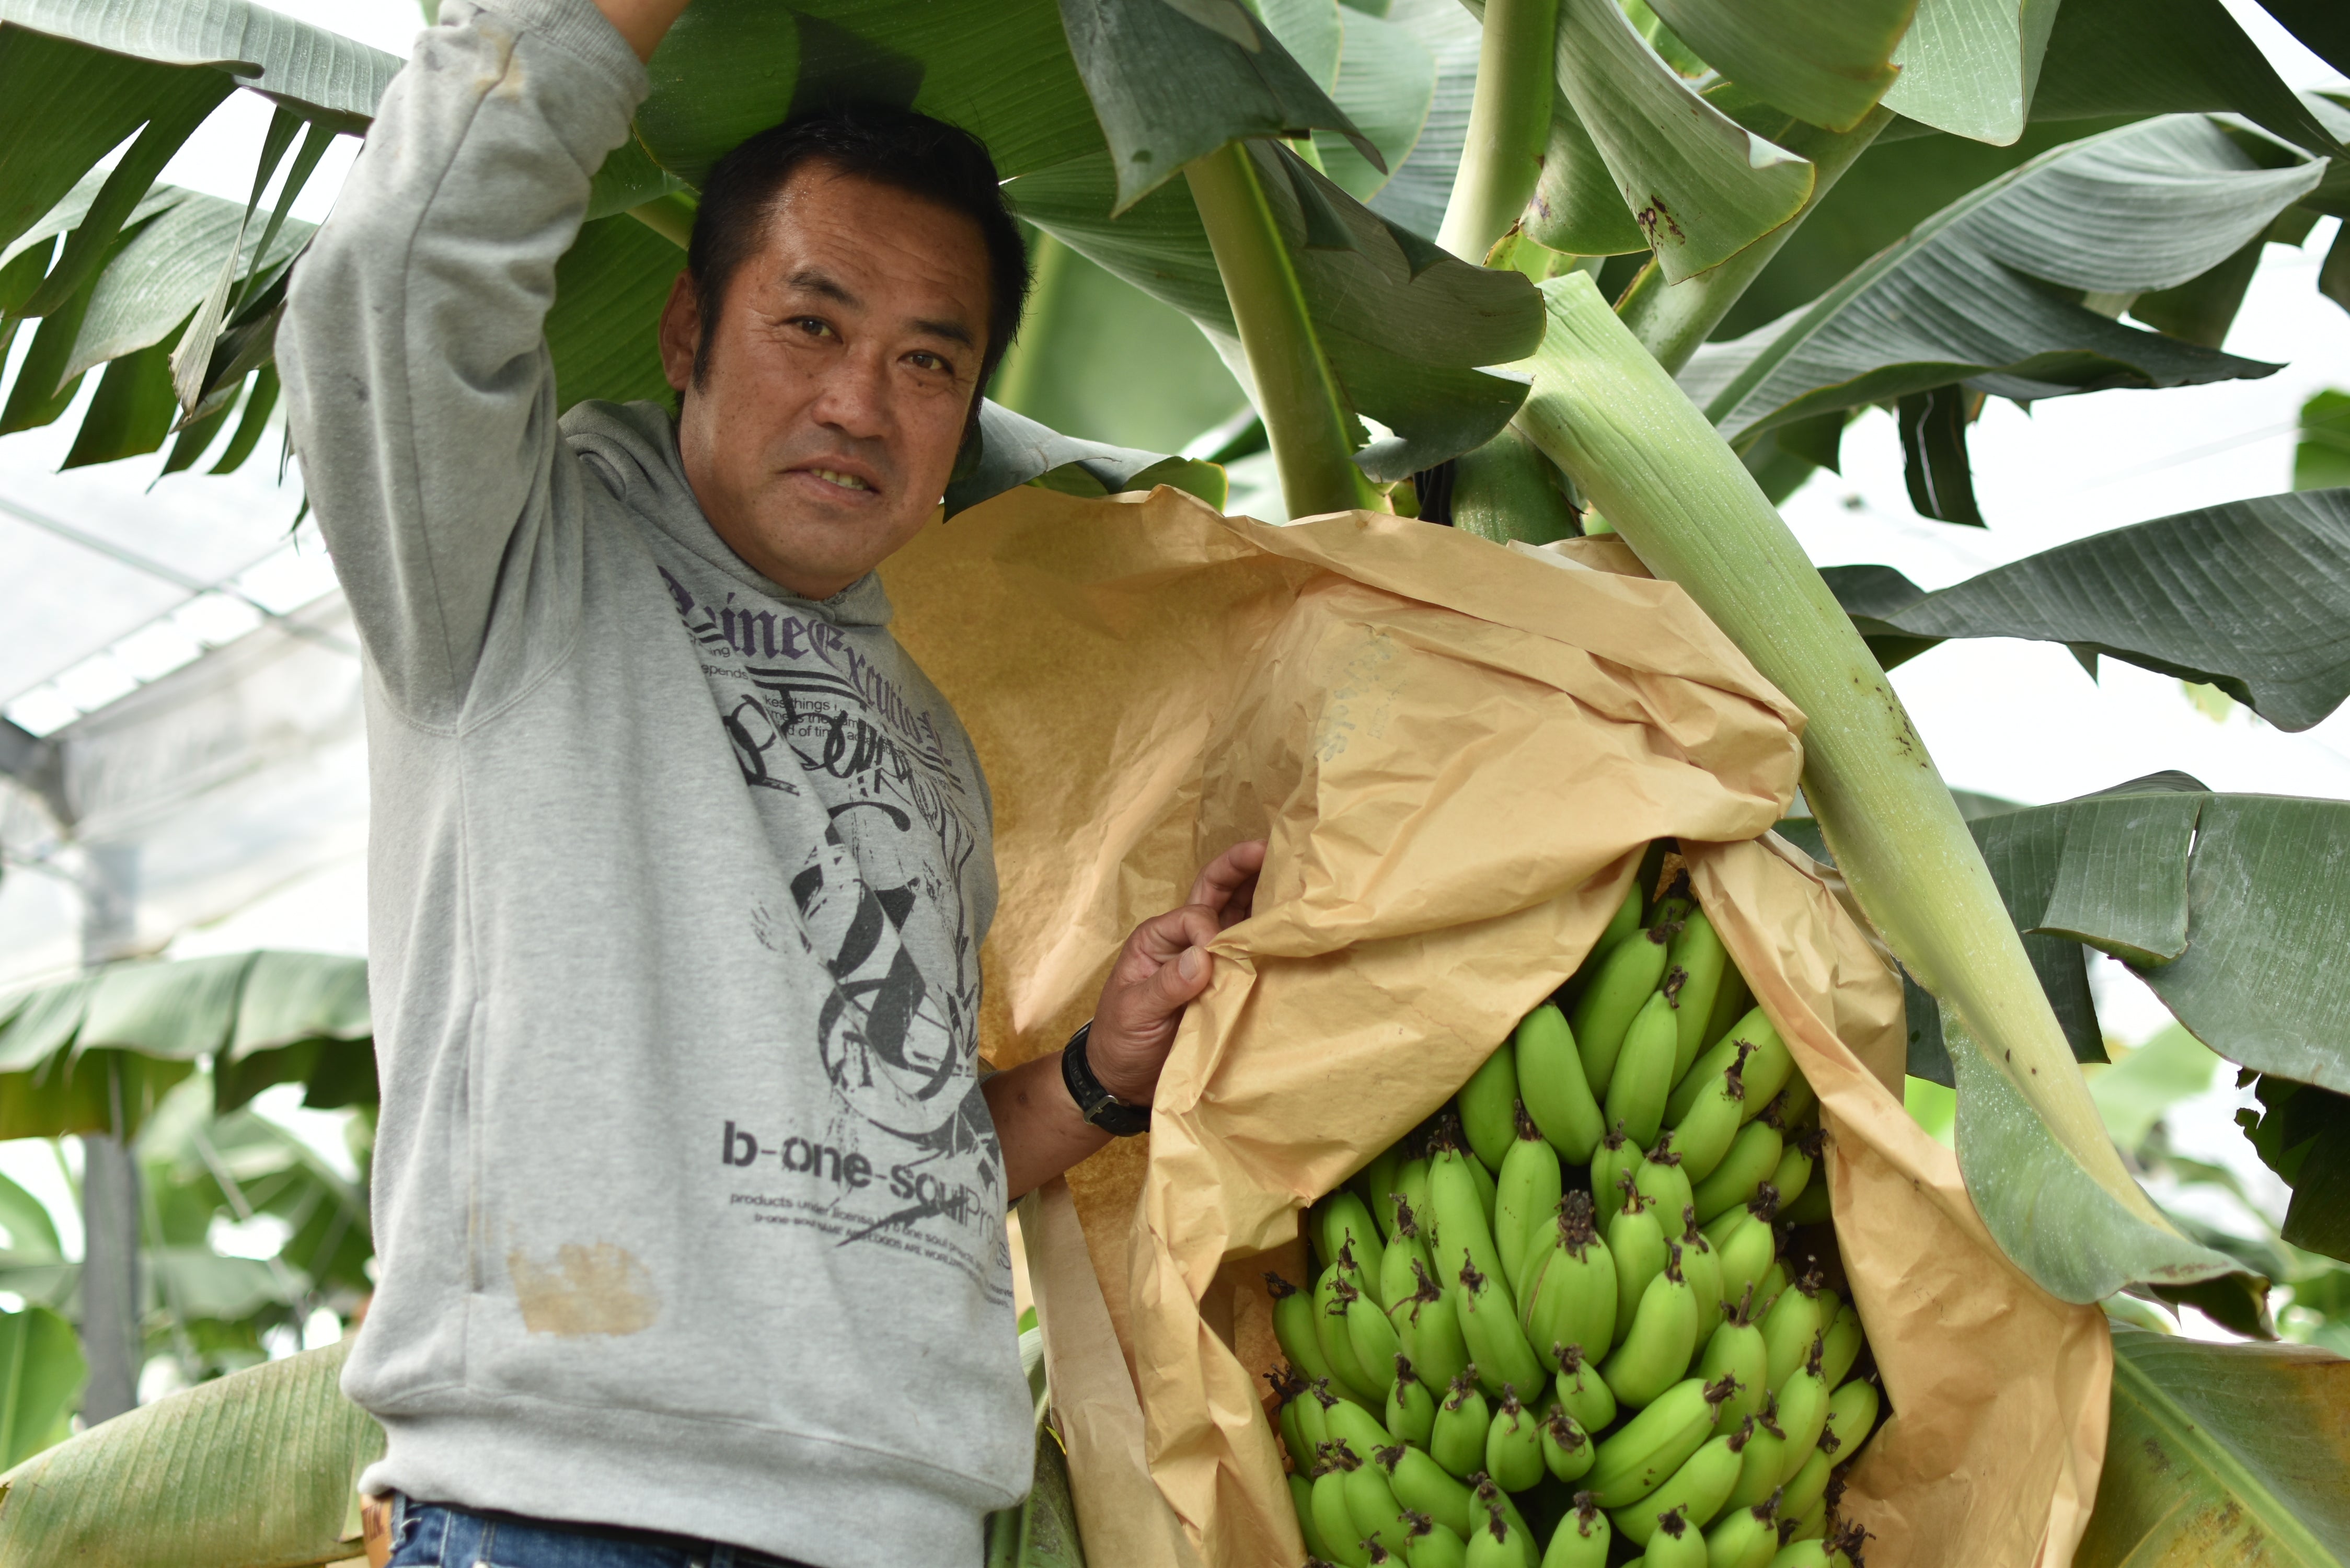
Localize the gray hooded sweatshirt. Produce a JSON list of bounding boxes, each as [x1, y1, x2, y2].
[[277, 3, 1031, 1562]]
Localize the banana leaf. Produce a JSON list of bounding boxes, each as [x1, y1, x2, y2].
[[2255, 0, 2347, 76], [545, 212, 682, 410], [2030, 0, 2345, 156], [0, 1306, 81, 1472], [0, 952, 374, 1140], [1879, 0, 2060, 145], [1308, 4, 1436, 204], [1692, 116, 2321, 445], [1354, 0, 1477, 242], [2079, 1327, 2350, 1566], [0, 1340, 383, 1568], [1821, 489, 2350, 731], [2238, 1075, 2350, 1265], [1642, 0, 1915, 134], [2301, 393, 2350, 492]]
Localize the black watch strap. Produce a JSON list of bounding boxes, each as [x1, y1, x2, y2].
[[1062, 1022, 1151, 1136]]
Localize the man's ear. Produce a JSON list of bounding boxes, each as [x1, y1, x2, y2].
[[658, 270, 700, 393]]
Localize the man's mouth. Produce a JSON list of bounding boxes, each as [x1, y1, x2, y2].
[[805, 466, 873, 493]]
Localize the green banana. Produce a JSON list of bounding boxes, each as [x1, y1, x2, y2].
[[1771, 1536, 1828, 1566], [1696, 1289, 1768, 1424], [1760, 1270, 1827, 1391], [1343, 1277, 1404, 1397], [1402, 1511, 1469, 1568], [1606, 1189, 1669, 1338], [1773, 1347, 1831, 1485], [1495, 1105, 1564, 1296], [1700, 962, 1754, 1072], [1601, 1242, 1701, 1409], [1630, 1138, 1696, 1231], [1589, 1125, 1639, 1224], [1773, 1446, 1833, 1537], [1300, 1379, 1341, 1460], [1641, 1508, 1711, 1568], [1394, 1258, 1473, 1394], [1430, 1145, 1510, 1300], [1676, 1208, 1724, 1330], [1465, 1141, 1500, 1228], [1395, 1157, 1435, 1240], [1690, 1122, 1784, 1225], [1611, 1431, 1741, 1545], [1541, 1402, 1595, 1482], [1779, 1173, 1833, 1228], [1570, 920, 1675, 1097], [1585, 1374, 1735, 1508], [1381, 1444, 1476, 1539], [1320, 1262, 1389, 1403], [1484, 1386, 1546, 1492], [1668, 1042, 1754, 1183], [1326, 1394, 1399, 1462], [1817, 1304, 1863, 1390], [1384, 1201, 1439, 1316], [1596, 878, 1645, 963], [1358, 1145, 1407, 1242], [1552, 1342, 1619, 1434], [1706, 1192, 1780, 1310], [1752, 1261, 1789, 1320], [1313, 1446, 1374, 1568], [1275, 1374, 1315, 1473], [1767, 1129, 1818, 1218], [1388, 1355, 1438, 1448], [1463, 1503, 1530, 1568], [1292, 1471, 1335, 1562], [1665, 908, 1730, 1082], [1517, 1004, 1607, 1163], [1345, 1449, 1413, 1560], [1521, 1190, 1618, 1371], [1605, 991, 1679, 1150], [1431, 1370, 1493, 1481], [1272, 1271, 1353, 1400], [1818, 1377, 1880, 1463], [1666, 1010, 1787, 1128], [1459, 1042, 1522, 1173], [1720, 1398, 1788, 1514], [1321, 1193, 1390, 1302], [1703, 1494, 1782, 1568], [1468, 1477, 1537, 1568], [1539, 1494, 1610, 1568], [1456, 1259, 1546, 1400], [1774, 1068, 1818, 1131]]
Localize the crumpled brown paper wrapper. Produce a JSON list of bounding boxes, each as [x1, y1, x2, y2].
[[883, 489, 2109, 1568]]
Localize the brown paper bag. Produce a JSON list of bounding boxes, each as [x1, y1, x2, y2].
[[883, 489, 2109, 1568]]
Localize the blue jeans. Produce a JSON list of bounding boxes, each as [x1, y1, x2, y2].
[[385, 1496, 814, 1568]]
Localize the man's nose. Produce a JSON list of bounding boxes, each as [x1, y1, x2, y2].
[[809, 345, 892, 440]]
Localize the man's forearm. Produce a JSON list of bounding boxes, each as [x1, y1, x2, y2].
[[592, 0, 694, 61], [985, 1053, 1113, 1202]]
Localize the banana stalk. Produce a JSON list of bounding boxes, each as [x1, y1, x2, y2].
[[1506, 271, 2241, 1304], [1436, 0, 1561, 262], [1184, 142, 1382, 518]]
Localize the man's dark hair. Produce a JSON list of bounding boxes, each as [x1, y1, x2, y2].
[[685, 105, 1029, 428]]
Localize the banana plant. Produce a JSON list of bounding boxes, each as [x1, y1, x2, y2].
[[7, 0, 2350, 1551]]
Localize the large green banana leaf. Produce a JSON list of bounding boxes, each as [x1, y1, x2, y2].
[[1308, 4, 1437, 205], [2239, 1074, 2350, 1265], [1691, 115, 2321, 445], [0, 1307, 81, 1472], [2078, 1327, 2350, 1566], [2031, 0, 2345, 156], [1823, 489, 2350, 731], [1643, 0, 1915, 135], [0, 952, 372, 1140], [0, 1340, 382, 1568], [1350, 0, 1477, 242], [1879, 0, 2059, 145]]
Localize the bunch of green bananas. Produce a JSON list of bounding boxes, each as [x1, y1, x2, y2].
[[1268, 860, 1885, 1568]]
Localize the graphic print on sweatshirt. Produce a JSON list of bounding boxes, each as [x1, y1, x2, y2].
[[661, 565, 1011, 1302]]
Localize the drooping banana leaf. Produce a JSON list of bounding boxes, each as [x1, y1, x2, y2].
[[0, 0, 397, 125], [61, 187, 312, 386], [947, 400, 1226, 516], [2238, 1074, 2350, 1266], [1879, 0, 2061, 145], [1007, 141, 1542, 478], [1356, 0, 1478, 242], [1694, 116, 2322, 445], [2078, 1327, 2350, 1567], [2030, 0, 2345, 156], [1308, 5, 1437, 204], [0, 1340, 383, 1568], [545, 212, 682, 410], [1822, 489, 2350, 732], [1548, 0, 1815, 282], [1642, 0, 1916, 134]]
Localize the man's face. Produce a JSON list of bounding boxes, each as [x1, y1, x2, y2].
[[659, 164, 991, 601]]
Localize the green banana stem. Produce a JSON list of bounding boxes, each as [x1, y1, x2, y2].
[[1438, 0, 1563, 261], [1184, 142, 1381, 518], [1509, 272, 2184, 1287], [1614, 107, 1892, 375], [986, 230, 1073, 416]]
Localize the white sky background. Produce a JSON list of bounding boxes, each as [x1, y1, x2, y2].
[[4, 0, 2347, 1301]]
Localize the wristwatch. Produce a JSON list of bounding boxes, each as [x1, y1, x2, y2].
[[1061, 1021, 1151, 1137]]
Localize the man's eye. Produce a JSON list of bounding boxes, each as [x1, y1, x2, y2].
[[908, 352, 947, 372], [793, 317, 835, 339]]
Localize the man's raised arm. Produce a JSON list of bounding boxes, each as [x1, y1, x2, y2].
[[280, 0, 665, 724]]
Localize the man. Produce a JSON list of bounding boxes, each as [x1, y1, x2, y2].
[[280, 1, 1261, 1563]]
